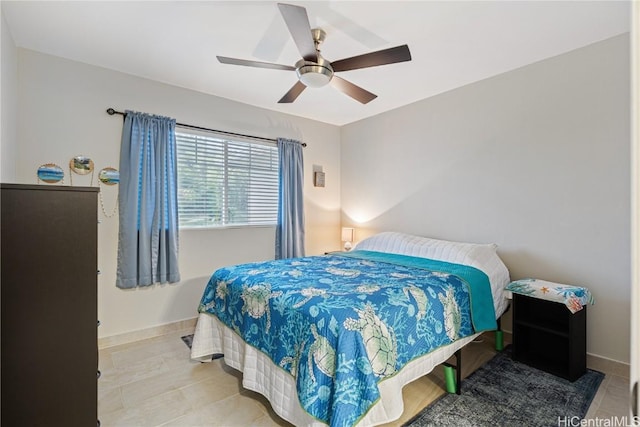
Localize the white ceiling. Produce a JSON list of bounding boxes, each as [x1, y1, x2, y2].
[[2, 1, 631, 126]]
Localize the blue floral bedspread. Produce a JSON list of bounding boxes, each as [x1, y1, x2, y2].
[[198, 250, 496, 427]]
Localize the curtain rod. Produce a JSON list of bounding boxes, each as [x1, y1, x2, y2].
[[106, 108, 306, 147]]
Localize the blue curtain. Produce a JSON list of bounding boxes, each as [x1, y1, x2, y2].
[[116, 110, 180, 288], [275, 138, 305, 259]]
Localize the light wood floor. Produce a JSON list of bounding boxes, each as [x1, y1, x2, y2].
[[98, 328, 629, 426]]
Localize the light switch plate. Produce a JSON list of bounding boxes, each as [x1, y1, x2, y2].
[[314, 171, 325, 187]]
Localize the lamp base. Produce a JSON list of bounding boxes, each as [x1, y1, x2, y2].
[[344, 242, 352, 251]]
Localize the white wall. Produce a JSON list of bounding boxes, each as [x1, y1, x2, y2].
[[1, 9, 18, 182], [16, 49, 342, 338], [341, 34, 631, 363]]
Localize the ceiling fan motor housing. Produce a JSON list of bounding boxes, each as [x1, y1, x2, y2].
[[295, 56, 334, 88]]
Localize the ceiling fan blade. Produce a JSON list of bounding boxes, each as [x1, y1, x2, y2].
[[217, 56, 295, 71], [331, 45, 412, 72], [330, 76, 377, 104], [277, 3, 317, 62], [278, 81, 307, 103]]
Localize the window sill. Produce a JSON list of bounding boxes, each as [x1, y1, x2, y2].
[[180, 224, 276, 231]]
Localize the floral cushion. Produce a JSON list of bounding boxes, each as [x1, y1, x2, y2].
[[505, 278, 594, 313]]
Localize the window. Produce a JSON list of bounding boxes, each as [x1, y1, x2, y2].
[[176, 129, 279, 228]]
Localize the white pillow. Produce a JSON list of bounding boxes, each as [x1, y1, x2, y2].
[[353, 232, 497, 265]]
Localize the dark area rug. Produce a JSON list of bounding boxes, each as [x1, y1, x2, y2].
[[181, 334, 223, 360], [404, 347, 604, 427]]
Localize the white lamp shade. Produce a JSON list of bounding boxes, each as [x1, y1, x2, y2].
[[341, 227, 354, 243]]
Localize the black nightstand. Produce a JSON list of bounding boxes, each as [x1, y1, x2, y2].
[[512, 293, 586, 381]]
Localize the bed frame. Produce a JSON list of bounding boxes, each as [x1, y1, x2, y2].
[[442, 313, 506, 395]]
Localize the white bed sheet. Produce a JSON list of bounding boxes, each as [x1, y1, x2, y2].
[[191, 232, 511, 426]]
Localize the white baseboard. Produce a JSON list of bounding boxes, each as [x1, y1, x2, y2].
[[587, 353, 630, 378], [98, 317, 197, 349]]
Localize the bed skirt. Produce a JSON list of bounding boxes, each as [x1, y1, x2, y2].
[[191, 312, 482, 427]]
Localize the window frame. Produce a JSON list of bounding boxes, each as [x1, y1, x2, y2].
[[175, 127, 279, 230]]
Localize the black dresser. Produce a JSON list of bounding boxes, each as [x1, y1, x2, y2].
[[1, 184, 99, 426]]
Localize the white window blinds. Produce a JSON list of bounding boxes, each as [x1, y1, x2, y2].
[[176, 130, 279, 228]]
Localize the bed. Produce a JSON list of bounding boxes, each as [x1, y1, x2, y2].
[[191, 232, 510, 426]]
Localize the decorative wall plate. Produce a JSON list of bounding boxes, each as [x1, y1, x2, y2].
[[69, 156, 94, 175], [37, 163, 64, 184], [98, 166, 119, 218], [98, 167, 119, 185]]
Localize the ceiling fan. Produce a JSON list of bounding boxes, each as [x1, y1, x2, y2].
[[217, 3, 412, 104]]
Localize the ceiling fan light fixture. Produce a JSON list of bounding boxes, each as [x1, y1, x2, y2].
[[297, 64, 333, 87]]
